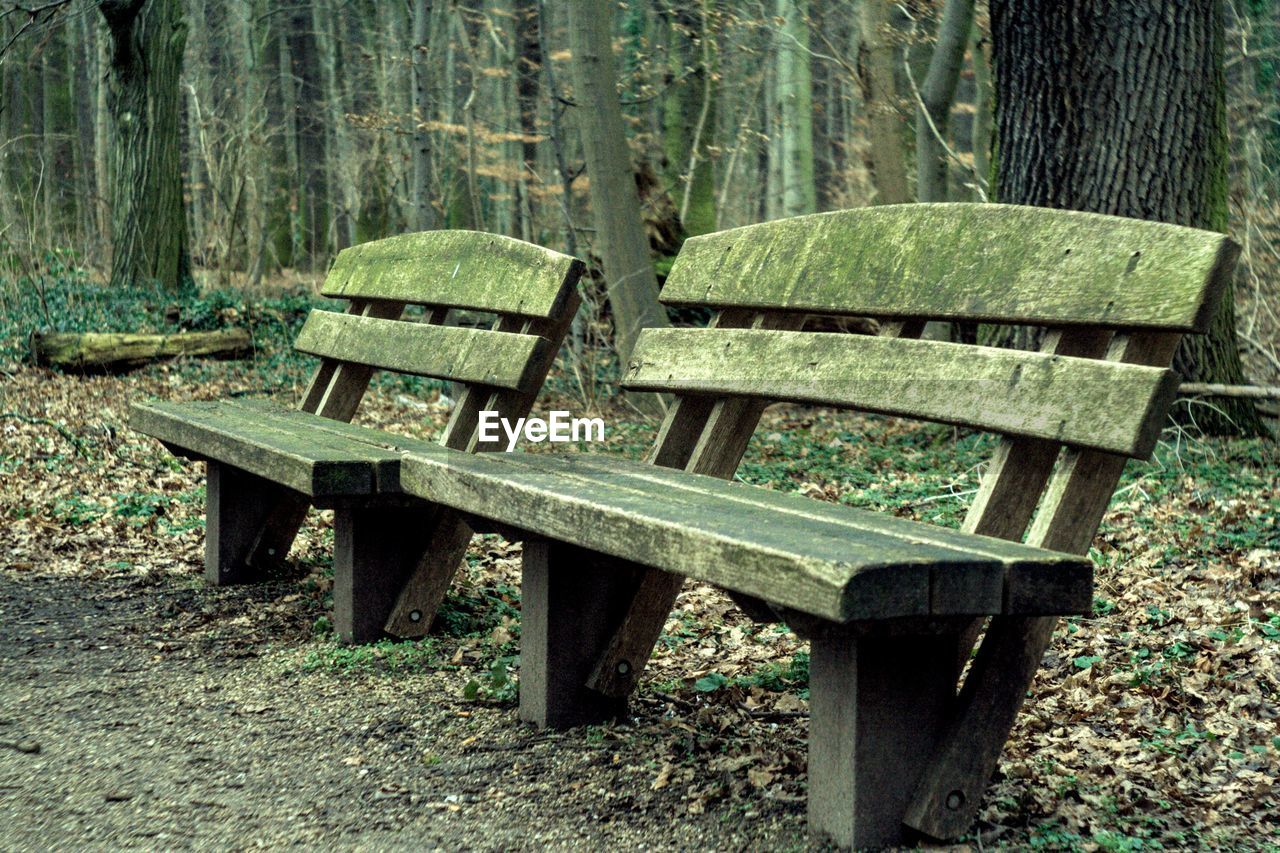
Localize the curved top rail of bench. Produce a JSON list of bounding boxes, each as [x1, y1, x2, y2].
[[660, 204, 1239, 332], [320, 230, 584, 318]]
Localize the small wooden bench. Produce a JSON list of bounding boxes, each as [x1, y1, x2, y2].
[[129, 230, 583, 643], [393, 205, 1237, 848]]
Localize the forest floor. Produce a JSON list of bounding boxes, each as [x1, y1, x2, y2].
[[1, 275, 1278, 850]]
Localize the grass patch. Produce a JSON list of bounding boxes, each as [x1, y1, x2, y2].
[[301, 637, 438, 676]]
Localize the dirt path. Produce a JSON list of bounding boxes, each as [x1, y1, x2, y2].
[[0, 568, 806, 851]]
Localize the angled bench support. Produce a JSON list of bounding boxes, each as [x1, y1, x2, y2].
[[206, 300, 408, 586], [381, 302, 582, 640]]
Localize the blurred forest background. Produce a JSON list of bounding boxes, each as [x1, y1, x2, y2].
[[1, 0, 1278, 431]]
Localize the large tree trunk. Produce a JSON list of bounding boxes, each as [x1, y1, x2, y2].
[[992, 0, 1263, 435], [859, 0, 912, 204], [565, 0, 670, 370], [98, 0, 190, 291], [775, 0, 815, 216]]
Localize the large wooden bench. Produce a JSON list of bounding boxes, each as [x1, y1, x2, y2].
[[392, 205, 1238, 848], [130, 230, 583, 643]]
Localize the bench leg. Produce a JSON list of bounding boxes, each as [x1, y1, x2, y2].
[[808, 627, 959, 850], [205, 462, 303, 585], [520, 540, 642, 728], [332, 504, 437, 644]]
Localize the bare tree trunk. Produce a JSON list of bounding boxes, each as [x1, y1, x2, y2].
[[232, 0, 271, 284], [98, 0, 191, 291], [776, 0, 815, 216], [514, 0, 541, 242], [915, 0, 974, 202], [93, 14, 112, 248], [992, 0, 1263, 435], [0, 18, 15, 243], [537, 0, 578, 260], [970, 24, 992, 195], [39, 37, 55, 244], [411, 0, 439, 232], [859, 0, 911, 204], [312, 0, 355, 250], [276, 26, 303, 267], [565, 0, 670, 374], [72, 11, 97, 247], [764, 53, 783, 220]]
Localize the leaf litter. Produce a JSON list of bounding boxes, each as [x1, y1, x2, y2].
[[0, 349, 1277, 849]]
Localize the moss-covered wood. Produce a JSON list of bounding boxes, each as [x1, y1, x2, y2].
[[130, 400, 402, 497], [320, 230, 584, 318], [624, 328, 1178, 458], [397, 449, 1090, 623], [31, 329, 250, 371], [659, 204, 1237, 332], [293, 311, 547, 391]]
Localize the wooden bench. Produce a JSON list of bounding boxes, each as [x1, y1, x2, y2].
[[393, 204, 1237, 848], [129, 230, 583, 643]]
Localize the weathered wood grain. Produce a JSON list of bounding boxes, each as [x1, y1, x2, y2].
[[293, 311, 547, 391], [298, 299, 408, 415], [255, 299, 413, 572], [660, 204, 1238, 332], [321, 229, 585, 317], [398, 449, 1090, 623], [130, 400, 398, 497], [625, 328, 1178, 457], [204, 463, 300, 584]]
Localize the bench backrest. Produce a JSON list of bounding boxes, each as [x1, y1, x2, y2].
[[624, 203, 1237, 553], [296, 230, 583, 452]]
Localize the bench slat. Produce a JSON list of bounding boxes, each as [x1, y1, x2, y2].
[[130, 400, 401, 497], [553, 454, 1090, 616], [293, 311, 547, 392], [660, 204, 1236, 332], [320, 230, 583, 318], [398, 450, 1090, 622], [624, 328, 1178, 458]]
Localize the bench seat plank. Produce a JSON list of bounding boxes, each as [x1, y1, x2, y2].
[[130, 400, 408, 498], [625, 328, 1177, 457], [398, 450, 1091, 622], [547, 453, 1084, 616], [294, 312, 547, 391]]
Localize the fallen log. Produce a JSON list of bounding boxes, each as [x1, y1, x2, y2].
[[1177, 382, 1280, 400], [30, 329, 252, 371]]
